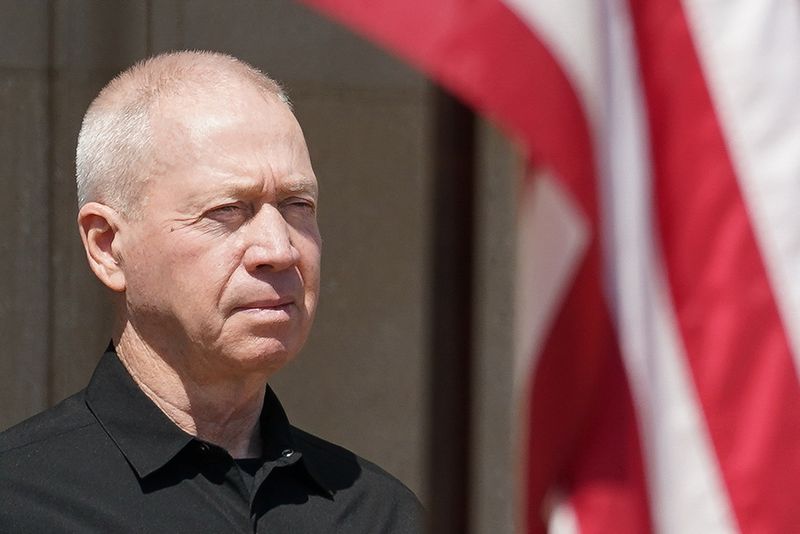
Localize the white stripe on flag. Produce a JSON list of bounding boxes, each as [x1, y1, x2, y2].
[[514, 170, 589, 390], [548, 495, 579, 534], [598, 2, 738, 533], [682, 0, 800, 377]]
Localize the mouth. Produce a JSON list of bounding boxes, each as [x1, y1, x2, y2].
[[232, 299, 296, 314]]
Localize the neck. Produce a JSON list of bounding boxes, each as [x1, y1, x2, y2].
[[115, 324, 266, 459]]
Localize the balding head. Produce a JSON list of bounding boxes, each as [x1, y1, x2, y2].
[[76, 51, 290, 217]]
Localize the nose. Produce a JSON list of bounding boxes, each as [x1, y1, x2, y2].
[[241, 206, 300, 272]]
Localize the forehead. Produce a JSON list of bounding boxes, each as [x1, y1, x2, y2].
[[153, 82, 300, 149], [146, 84, 317, 198]]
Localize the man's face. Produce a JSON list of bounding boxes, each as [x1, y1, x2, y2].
[[118, 85, 321, 380]]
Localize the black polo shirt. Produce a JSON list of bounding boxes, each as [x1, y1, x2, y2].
[[0, 348, 422, 533]]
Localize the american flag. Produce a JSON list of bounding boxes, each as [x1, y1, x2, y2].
[[299, 0, 800, 532]]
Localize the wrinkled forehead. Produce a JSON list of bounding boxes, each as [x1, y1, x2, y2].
[[155, 80, 295, 138], [153, 82, 307, 156], [140, 84, 316, 203]]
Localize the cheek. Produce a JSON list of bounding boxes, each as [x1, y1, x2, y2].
[[123, 239, 173, 303], [299, 245, 322, 322], [173, 248, 242, 303], [297, 235, 321, 287], [127, 235, 241, 312]]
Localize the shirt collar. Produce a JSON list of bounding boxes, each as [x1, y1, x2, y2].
[[85, 344, 334, 496], [85, 346, 194, 479]]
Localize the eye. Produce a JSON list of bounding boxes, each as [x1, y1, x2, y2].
[[214, 205, 239, 214], [282, 197, 316, 213], [206, 203, 249, 223]]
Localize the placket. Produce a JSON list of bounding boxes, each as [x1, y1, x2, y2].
[[250, 447, 303, 532]]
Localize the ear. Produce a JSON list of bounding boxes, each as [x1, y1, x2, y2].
[[77, 202, 127, 292]]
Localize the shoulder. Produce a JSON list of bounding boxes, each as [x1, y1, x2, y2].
[[290, 426, 424, 529], [0, 391, 97, 457], [291, 426, 417, 495]]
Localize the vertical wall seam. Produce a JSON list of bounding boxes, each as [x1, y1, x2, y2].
[[145, 0, 152, 55], [44, 0, 57, 407], [428, 86, 476, 534], [177, 0, 185, 49]]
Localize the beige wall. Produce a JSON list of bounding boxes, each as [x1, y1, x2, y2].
[[0, 1, 518, 531]]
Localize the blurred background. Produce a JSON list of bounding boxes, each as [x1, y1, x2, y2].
[[0, 1, 518, 533]]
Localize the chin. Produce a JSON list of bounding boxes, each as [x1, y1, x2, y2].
[[225, 337, 298, 373]]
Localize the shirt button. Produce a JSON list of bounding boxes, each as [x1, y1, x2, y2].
[[281, 448, 294, 458], [198, 442, 211, 453]]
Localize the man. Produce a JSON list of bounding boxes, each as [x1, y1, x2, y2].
[[0, 51, 422, 532]]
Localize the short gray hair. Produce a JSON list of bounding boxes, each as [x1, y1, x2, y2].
[[75, 51, 290, 216]]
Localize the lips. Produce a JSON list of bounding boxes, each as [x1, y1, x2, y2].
[[232, 298, 295, 313]]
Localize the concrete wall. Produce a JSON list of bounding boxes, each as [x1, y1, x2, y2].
[[0, 1, 518, 531]]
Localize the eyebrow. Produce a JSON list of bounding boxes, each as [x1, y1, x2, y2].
[[182, 175, 318, 212], [281, 176, 319, 197]]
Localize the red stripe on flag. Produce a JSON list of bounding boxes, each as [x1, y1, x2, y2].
[[628, 0, 800, 531], [301, 0, 592, 216], [299, 0, 653, 532], [530, 239, 652, 534]]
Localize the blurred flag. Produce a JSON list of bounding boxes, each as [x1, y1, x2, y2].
[[298, 0, 800, 532]]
